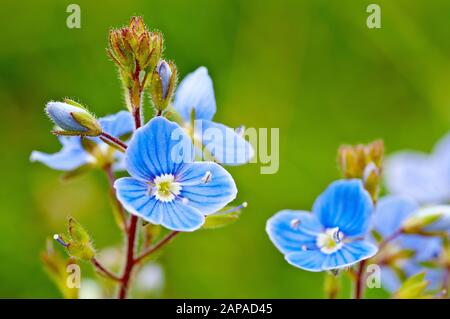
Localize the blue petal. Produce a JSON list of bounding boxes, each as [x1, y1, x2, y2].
[[114, 177, 204, 231], [312, 179, 373, 237], [125, 117, 194, 180], [321, 240, 378, 271], [45, 101, 89, 132], [385, 152, 450, 204], [177, 162, 237, 215], [196, 120, 254, 165], [285, 240, 377, 272], [173, 66, 216, 121], [30, 136, 92, 171], [372, 195, 418, 238], [266, 210, 323, 255], [98, 111, 134, 138], [285, 249, 326, 272], [158, 200, 205, 231]]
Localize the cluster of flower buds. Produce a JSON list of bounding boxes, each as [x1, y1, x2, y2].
[[54, 217, 96, 261], [337, 140, 384, 201], [150, 60, 177, 113], [46, 100, 102, 136], [107, 16, 164, 111]]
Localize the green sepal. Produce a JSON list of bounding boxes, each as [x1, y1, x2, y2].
[[203, 206, 243, 230]]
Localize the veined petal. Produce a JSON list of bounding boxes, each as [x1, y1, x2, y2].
[[196, 120, 254, 165], [126, 117, 194, 180], [313, 179, 373, 237], [177, 162, 237, 215], [285, 249, 326, 272], [321, 240, 377, 271], [373, 195, 418, 239], [98, 111, 134, 138], [114, 177, 162, 224], [114, 177, 205, 231], [286, 240, 377, 272], [385, 152, 450, 204], [158, 200, 205, 232], [30, 136, 92, 171], [266, 210, 323, 255], [173, 66, 216, 121]]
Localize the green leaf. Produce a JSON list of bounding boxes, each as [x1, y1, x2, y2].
[[394, 272, 430, 299]]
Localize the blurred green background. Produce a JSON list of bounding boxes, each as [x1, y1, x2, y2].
[[1, 0, 450, 298]]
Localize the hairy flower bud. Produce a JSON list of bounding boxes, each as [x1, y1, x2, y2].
[[151, 60, 177, 112], [107, 16, 164, 92], [338, 140, 384, 201], [45, 100, 102, 136], [54, 217, 96, 261]]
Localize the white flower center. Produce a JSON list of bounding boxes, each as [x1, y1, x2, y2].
[[152, 174, 181, 203], [316, 227, 344, 254]]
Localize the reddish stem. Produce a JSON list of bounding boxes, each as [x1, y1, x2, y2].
[[118, 215, 138, 299], [100, 132, 128, 151], [354, 260, 367, 299], [92, 258, 121, 281], [135, 231, 180, 264]]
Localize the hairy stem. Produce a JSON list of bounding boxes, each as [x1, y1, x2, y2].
[[117, 81, 143, 299], [354, 259, 367, 299]]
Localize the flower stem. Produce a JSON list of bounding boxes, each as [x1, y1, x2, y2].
[[118, 215, 138, 299], [354, 259, 367, 299], [117, 86, 142, 299], [91, 258, 121, 281], [100, 132, 128, 151], [135, 231, 180, 264]]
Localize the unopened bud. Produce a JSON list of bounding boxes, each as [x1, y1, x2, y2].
[[403, 206, 450, 234], [45, 101, 101, 136], [151, 60, 177, 112], [107, 17, 164, 87]]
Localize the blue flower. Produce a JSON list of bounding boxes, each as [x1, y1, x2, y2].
[[30, 111, 134, 171], [385, 132, 450, 204], [173, 66, 254, 165], [113, 116, 237, 231], [372, 195, 444, 292], [266, 179, 377, 272]]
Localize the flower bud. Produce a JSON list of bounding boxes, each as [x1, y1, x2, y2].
[[403, 205, 450, 234], [54, 217, 96, 261], [150, 60, 177, 112], [107, 17, 164, 89], [45, 100, 102, 136], [338, 140, 384, 201]]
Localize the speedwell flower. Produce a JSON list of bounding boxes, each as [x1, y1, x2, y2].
[[30, 110, 134, 171], [173, 67, 254, 165], [385, 132, 450, 204], [372, 195, 445, 292], [113, 116, 237, 231], [266, 179, 377, 272]]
